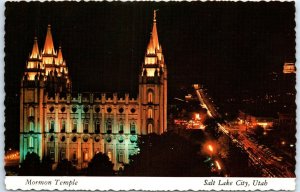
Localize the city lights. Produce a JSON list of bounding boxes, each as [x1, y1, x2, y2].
[[195, 113, 201, 120], [215, 160, 222, 170], [4, 2, 296, 180]]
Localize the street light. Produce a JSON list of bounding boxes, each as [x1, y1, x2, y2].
[[195, 113, 201, 121], [208, 144, 214, 153], [215, 160, 222, 170], [206, 144, 215, 158]]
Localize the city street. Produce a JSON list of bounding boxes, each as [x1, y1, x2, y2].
[[194, 85, 295, 177]]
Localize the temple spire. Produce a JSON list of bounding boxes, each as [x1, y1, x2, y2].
[[151, 9, 160, 50], [30, 36, 40, 59], [57, 46, 63, 64], [146, 10, 160, 54], [43, 24, 55, 55]]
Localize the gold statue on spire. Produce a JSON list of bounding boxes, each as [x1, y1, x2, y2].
[[154, 9, 159, 22]]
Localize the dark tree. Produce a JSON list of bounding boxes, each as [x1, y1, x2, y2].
[[40, 156, 54, 176], [55, 159, 77, 176], [223, 142, 260, 177], [19, 152, 41, 176], [204, 118, 220, 139], [87, 153, 114, 176], [123, 132, 211, 176]]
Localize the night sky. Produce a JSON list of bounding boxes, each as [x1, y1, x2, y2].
[[4, 2, 295, 150]]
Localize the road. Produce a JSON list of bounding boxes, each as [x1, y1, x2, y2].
[[194, 85, 295, 177]]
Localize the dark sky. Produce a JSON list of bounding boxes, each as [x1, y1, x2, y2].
[[4, 2, 295, 150]]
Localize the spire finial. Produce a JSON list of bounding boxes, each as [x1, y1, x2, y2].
[[153, 9, 158, 22]]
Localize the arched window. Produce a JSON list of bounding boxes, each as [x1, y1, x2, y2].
[[28, 136, 33, 148], [72, 152, 77, 160], [83, 151, 89, 162], [47, 139, 55, 161], [130, 122, 136, 134], [29, 107, 34, 117], [72, 120, 77, 133], [118, 151, 124, 163], [147, 124, 153, 134], [60, 149, 66, 161], [49, 119, 55, 132], [148, 108, 153, 119], [95, 120, 100, 134], [61, 119, 66, 133], [106, 119, 112, 134], [84, 120, 89, 133], [29, 121, 34, 132], [119, 122, 124, 134], [107, 151, 112, 161], [148, 90, 153, 103]]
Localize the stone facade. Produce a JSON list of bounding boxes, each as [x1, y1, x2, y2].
[[19, 11, 167, 170]]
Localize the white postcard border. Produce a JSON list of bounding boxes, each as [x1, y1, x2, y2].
[[1, 0, 299, 191], [5, 177, 296, 191]]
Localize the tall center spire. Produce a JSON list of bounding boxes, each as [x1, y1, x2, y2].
[[147, 10, 160, 54], [43, 24, 55, 55], [151, 9, 159, 50]]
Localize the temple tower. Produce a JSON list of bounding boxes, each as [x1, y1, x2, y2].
[[20, 25, 71, 162], [139, 10, 167, 135]]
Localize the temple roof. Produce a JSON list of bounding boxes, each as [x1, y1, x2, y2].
[[57, 46, 63, 64], [43, 24, 56, 55], [29, 37, 40, 59]]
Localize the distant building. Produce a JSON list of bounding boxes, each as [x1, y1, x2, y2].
[[278, 113, 295, 129], [19, 11, 167, 170], [283, 62, 296, 74], [238, 111, 274, 129]]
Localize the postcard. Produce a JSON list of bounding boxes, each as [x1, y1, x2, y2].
[[4, 1, 296, 191]]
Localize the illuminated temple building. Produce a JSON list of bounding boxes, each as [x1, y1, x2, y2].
[[19, 11, 167, 170]]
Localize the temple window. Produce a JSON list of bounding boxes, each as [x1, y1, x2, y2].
[[49, 119, 55, 132], [95, 120, 100, 134], [28, 136, 33, 148], [148, 108, 153, 119], [107, 151, 112, 161], [118, 151, 124, 163], [72, 120, 77, 133], [148, 90, 153, 103], [147, 123, 153, 134], [61, 119, 66, 133], [29, 121, 34, 132], [29, 107, 34, 117], [83, 152, 89, 162], [130, 122, 136, 134], [119, 123, 124, 134], [106, 119, 112, 134], [84, 120, 89, 133]]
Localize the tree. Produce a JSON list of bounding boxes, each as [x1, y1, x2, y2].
[[40, 156, 54, 176], [87, 153, 114, 176], [123, 132, 212, 176], [224, 142, 260, 177], [217, 135, 230, 159], [19, 152, 41, 176], [204, 118, 220, 138], [55, 159, 77, 176]]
